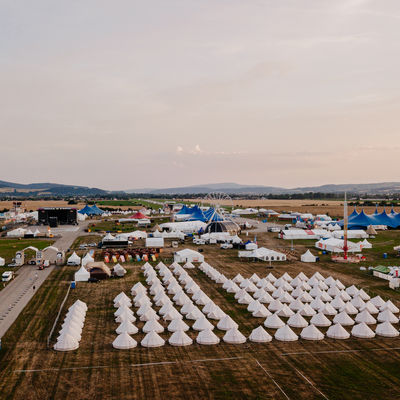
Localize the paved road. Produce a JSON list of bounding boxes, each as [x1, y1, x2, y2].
[[0, 265, 54, 337], [0, 221, 90, 338]]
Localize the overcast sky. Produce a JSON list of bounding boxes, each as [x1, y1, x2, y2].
[[1, 0, 399, 190]]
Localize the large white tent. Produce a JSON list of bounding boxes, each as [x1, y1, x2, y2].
[[113, 332, 137, 349], [300, 250, 317, 263], [174, 249, 204, 263], [74, 265, 90, 282], [67, 252, 81, 266]]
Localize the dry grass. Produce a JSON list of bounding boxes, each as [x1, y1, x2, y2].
[[1, 234, 400, 399]]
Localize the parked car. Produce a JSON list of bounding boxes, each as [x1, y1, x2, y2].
[[2, 271, 14, 282], [221, 243, 233, 249]]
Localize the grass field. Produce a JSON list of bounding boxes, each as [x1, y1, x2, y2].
[[0, 238, 55, 264], [97, 199, 164, 210], [1, 230, 400, 399]]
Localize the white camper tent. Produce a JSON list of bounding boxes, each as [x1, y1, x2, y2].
[[300, 250, 317, 263], [0, 257, 5, 266], [81, 253, 94, 266], [113, 263, 127, 277], [74, 265, 90, 282], [174, 249, 204, 263], [67, 252, 81, 266]]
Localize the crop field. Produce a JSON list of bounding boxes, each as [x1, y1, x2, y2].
[[1, 230, 400, 399]]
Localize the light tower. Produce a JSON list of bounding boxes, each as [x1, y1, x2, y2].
[[343, 192, 348, 260]]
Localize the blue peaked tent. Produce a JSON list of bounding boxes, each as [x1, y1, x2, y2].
[[339, 207, 400, 229], [339, 209, 373, 229], [370, 209, 399, 228], [90, 205, 104, 215], [78, 205, 93, 215], [177, 205, 192, 215], [187, 206, 207, 222], [203, 207, 224, 222]]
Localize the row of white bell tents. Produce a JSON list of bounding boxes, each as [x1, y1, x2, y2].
[[201, 263, 397, 313], [202, 263, 400, 334], [113, 319, 399, 349], [113, 327, 246, 349], [54, 300, 87, 351]]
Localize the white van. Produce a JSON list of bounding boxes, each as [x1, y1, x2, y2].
[[2, 271, 14, 282]]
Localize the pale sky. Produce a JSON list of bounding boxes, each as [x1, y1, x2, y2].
[[1, 0, 400, 190]]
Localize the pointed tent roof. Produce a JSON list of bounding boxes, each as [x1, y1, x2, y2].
[[113, 332, 137, 349], [141, 331, 165, 347], [187, 206, 207, 222], [300, 324, 324, 340], [131, 211, 147, 219], [90, 205, 104, 215], [203, 207, 224, 222], [223, 327, 246, 344], [196, 328, 220, 345], [249, 326, 272, 343], [339, 209, 374, 229], [275, 325, 298, 341], [78, 205, 93, 215], [370, 209, 399, 228], [176, 205, 193, 215], [169, 330, 193, 346]]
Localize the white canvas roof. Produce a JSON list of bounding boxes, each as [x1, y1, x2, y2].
[[74, 265, 90, 282], [82, 253, 94, 266], [300, 250, 317, 263], [351, 322, 375, 338], [174, 249, 204, 263], [275, 325, 298, 341], [223, 328, 246, 344], [326, 323, 350, 339], [249, 326, 272, 343], [116, 320, 138, 335], [169, 330, 193, 346], [196, 329, 220, 345], [67, 252, 81, 265], [300, 324, 324, 340], [141, 331, 165, 347], [113, 332, 137, 349], [54, 333, 79, 351], [375, 321, 399, 337], [168, 318, 190, 332], [217, 315, 239, 331]]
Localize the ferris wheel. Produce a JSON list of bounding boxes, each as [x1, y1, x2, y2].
[[203, 192, 233, 216]]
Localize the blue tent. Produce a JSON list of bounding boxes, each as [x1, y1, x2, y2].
[[90, 205, 104, 215], [78, 205, 93, 215], [339, 209, 374, 229], [348, 207, 359, 221], [370, 209, 399, 228], [203, 207, 224, 222], [177, 205, 192, 215], [187, 207, 207, 222]]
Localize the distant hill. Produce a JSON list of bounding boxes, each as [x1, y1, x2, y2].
[[134, 182, 400, 195], [3, 180, 400, 198], [0, 180, 108, 197]]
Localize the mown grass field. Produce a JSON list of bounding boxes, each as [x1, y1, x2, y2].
[[0, 232, 400, 399], [0, 238, 55, 264]]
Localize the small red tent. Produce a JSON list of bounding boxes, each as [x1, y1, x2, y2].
[[130, 212, 147, 219]]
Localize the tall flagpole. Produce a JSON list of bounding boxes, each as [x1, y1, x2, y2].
[[343, 192, 348, 260]]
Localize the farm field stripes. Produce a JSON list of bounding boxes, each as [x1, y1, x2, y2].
[[13, 356, 244, 373]]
